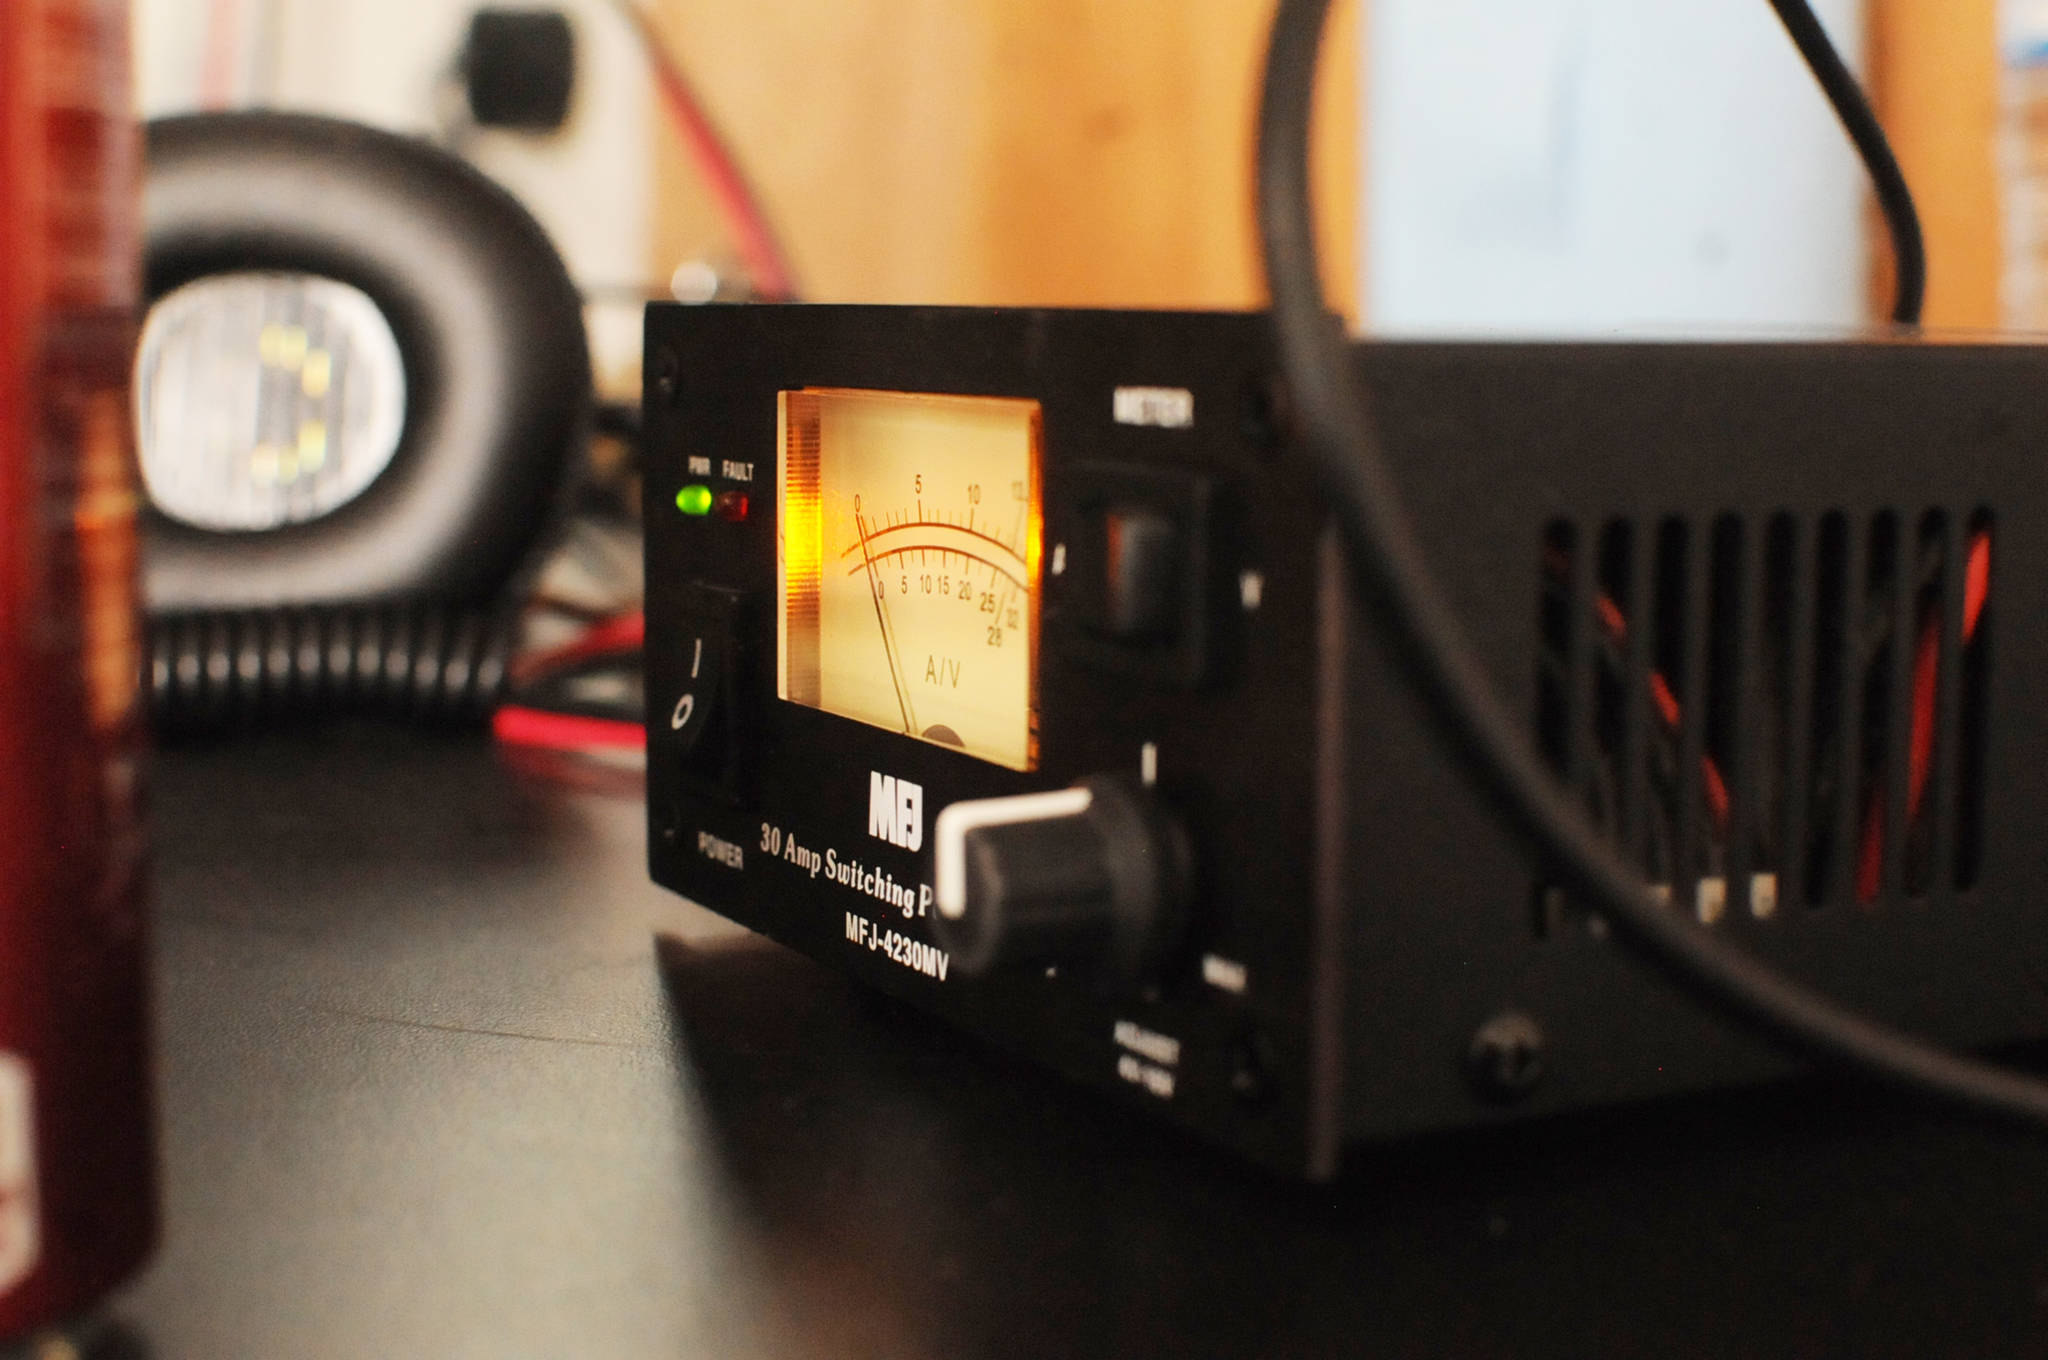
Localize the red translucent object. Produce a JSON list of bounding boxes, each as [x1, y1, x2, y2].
[[0, 0, 156, 1339]]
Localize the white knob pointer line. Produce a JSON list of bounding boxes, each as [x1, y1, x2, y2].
[[933, 788, 1095, 920]]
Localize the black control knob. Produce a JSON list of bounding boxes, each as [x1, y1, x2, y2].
[[930, 776, 1189, 981]]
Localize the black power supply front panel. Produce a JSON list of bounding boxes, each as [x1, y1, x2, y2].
[[644, 305, 2048, 1178]]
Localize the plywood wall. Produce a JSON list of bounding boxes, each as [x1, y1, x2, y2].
[[1868, 0, 2003, 329], [648, 0, 1357, 313]]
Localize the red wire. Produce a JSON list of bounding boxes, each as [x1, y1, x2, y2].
[[1646, 671, 1681, 730], [495, 611, 647, 756], [1964, 530, 1991, 637], [1854, 787, 1886, 903], [1906, 613, 1941, 823], [1586, 528, 1993, 904], [611, 0, 798, 300], [1702, 753, 1730, 829], [1858, 528, 1993, 902], [1600, 601, 1729, 835], [493, 705, 646, 754], [515, 609, 644, 683]]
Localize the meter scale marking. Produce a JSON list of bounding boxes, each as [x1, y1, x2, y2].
[[839, 518, 1030, 591], [842, 503, 1032, 750], [844, 504, 1032, 655], [778, 386, 1041, 771]]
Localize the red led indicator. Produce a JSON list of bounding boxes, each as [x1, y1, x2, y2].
[[714, 489, 750, 522]]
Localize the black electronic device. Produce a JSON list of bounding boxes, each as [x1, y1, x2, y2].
[[645, 303, 2048, 1177]]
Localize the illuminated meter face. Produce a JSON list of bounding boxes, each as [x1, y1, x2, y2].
[[135, 272, 406, 532], [779, 388, 1042, 771]]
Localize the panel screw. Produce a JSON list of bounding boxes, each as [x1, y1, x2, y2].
[[1229, 1031, 1275, 1108], [1467, 1012, 1546, 1102], [652, 348, 682, 405], [1241, 373, 1292, 457]]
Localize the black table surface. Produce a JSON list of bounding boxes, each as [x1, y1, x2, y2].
[[92, 725, 2048, 1358]]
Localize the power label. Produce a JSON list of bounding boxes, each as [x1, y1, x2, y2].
[[0, 1054, 40, 1296]]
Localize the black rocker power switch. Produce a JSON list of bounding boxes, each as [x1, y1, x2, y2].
[[662, 582, 746, 802], [928, 776, 1190, 983]]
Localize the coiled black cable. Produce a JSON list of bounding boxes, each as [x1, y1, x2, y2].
[[147, 603, 516, 735]]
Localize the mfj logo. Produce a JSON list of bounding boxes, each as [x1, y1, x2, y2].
[[869, 772, 923, 851]]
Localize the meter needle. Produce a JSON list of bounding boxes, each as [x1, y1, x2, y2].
[[853, 506, 919, 737]]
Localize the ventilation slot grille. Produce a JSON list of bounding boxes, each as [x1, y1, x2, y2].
[[1533, 509, 1994, 936]]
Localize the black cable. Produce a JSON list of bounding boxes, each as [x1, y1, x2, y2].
[[1257, 0, 2048, 1124], [147, 604, 516, 735], [1763, 0, 1925, 325]]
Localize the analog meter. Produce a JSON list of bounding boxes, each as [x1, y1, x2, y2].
[[778, 388, 1042, 770]]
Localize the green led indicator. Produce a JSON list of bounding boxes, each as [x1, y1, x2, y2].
[[676, 484, 714, 516]]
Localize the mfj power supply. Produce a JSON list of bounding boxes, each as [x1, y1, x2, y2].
[[643, 304, 2048, 1177]]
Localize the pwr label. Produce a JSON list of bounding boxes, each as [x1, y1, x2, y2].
[[845, 912, 951, 981]]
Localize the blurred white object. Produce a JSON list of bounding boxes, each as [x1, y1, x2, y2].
[[134, 0, 652, 393], [2002, 0, 2048, 327], [136, 272, 406, 532], [669, 258, 724, 304], [1365, 0, 1869, 335]]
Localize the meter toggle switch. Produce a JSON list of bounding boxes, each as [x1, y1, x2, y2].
[[931, 776, 1189, 982], [1058, 463, 1211, 686], [1101, 506, 1181, 641]]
